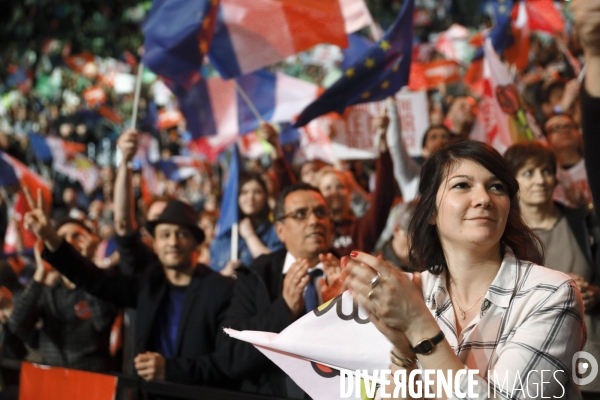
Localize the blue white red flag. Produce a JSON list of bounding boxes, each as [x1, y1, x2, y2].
[[142, 0, 219, 89], [29, 134, 100, 193], [294, 0, 414, 127], [208, 0, 348, 79], [135, 134, 162, 205], [173, 70, 319, 160], [154, 156, 205, 182]]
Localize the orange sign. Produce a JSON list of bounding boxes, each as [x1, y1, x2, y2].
[[409, 60, 461, 91], [19, 362, 117, 400], [64, 52, 95, 74], [157, 109, 184, 130], [83, 86, 107, 107]]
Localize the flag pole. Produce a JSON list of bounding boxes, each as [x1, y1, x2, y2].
[[130, 62, 144, 130], [234, 81, 264, 124], [230, 222, 239, 262]]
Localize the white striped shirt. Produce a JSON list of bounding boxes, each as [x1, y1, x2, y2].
[[421, 251, 586, 399]]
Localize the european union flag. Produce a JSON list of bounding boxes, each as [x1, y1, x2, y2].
[[294, 0, 414, 128], [473, 0, 514, 60], [142, 0, 219, 89]]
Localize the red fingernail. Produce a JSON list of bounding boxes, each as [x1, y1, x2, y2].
[[350, 251, 358, 258]]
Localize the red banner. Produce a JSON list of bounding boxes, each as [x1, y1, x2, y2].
[[64, 52, 95, 74], [19, 362, 117, 400], [157, 109, 184, 130], [409, 60, 461, 91], [82, 86, 107, 107]]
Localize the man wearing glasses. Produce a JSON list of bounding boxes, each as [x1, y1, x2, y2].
[[543, 114, 592, 208], [222, 183, 342, 397]]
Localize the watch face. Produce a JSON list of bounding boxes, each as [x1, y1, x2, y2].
[[420, 340, 434, 354]]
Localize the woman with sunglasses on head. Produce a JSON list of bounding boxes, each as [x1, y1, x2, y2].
[[210, 173, 283, 276], [345, 140, 585, 399]]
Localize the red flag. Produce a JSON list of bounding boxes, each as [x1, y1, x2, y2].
[[1, 153, 52, 253], [505, 1, 530, 71], [525, 0, 564, 34], [464, 59, 484, 97]]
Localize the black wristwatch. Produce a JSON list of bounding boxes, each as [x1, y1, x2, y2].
[[410, 331, 445, 355]]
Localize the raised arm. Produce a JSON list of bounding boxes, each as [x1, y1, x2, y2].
[[352, 115, 396, 254], [114, 129, 139, 236], [22, 188, 139, 307], [386, 98, 421, 202], [260, 122, 296, 190]]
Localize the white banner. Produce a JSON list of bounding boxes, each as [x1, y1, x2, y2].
[[226, 291, 401, 400], [395, 91, 430, 158]]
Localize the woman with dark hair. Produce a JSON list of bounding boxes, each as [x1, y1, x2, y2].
[[345, 140, 585, 398], [505, 140, 600, 395], [209, 173, 283, 275]]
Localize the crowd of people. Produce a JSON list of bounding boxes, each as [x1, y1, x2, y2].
[[0, 0, 600, 399]]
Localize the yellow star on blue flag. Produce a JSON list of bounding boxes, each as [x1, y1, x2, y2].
[[473, 0, 514, 60], [294, 0, 414, 127]]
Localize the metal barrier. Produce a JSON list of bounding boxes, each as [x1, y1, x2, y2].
[[1, 359, 290, 400]]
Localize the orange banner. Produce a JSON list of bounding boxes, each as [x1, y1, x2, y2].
[[83, 86, 107, 107], [64, 52, 95, 74], [19, 362, 117, 400], [409, 60, 461, 91], [157, 109, 184, 130]]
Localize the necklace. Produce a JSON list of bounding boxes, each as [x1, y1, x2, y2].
[[448, 277, 486, 320], [452, 294, 485, 320]]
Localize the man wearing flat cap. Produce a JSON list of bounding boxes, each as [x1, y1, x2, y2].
[[23, 196, 236, 388]]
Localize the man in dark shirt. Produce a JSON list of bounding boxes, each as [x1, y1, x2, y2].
[[22, 191, 236, 387]]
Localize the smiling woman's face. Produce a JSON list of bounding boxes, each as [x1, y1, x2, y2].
[[433, 159, 510, 251]]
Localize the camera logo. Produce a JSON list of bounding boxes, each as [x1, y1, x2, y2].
[[572, 351, 598, 386]]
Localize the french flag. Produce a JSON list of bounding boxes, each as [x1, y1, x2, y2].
[[135, 134, 162, 205], [173, 70, 320, 160], [28, 133, 87, 163], [0, 151, 52, 254], [208, 0, 352, 79], [155, 156, 205, 182], [28, 133, 100, 193]]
